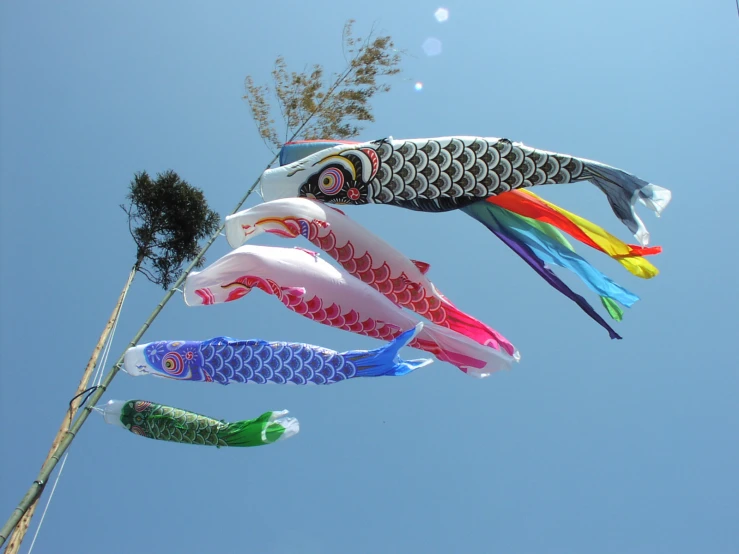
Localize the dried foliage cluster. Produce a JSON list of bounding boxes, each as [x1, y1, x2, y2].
[[122, 170, 220, 289], [244, 20, 402, 151]]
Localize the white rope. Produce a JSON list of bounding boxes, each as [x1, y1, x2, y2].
[[93, 322, 113, 386], [92, 277, 131, 387], [26, 452, 69, 554], [91, 331, 112, 387], [93, 310, 118, 386], [26, 279, 132, 552]]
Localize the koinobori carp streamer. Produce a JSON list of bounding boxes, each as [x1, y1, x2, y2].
[[184, 244, 519, 378], [224, 197, 513, 352], [260, 136, 671, 246], [123, 324, 432, 385], [98, 400, 299, 448]]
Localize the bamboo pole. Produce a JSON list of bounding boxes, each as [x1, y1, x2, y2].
[[0, 169, 271, 549], [2, 265, 138, 553], [0, 43, 379, 544]]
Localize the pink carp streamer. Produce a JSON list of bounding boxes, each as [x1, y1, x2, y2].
[[224, 198, 514, 355], [184, 245, 519, 378]]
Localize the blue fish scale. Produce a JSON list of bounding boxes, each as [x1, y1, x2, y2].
[[144, 340, 360, 385]]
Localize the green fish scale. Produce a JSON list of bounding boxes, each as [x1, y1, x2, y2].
[[121, 401, 257, 448], [144, 404, 226, 445]]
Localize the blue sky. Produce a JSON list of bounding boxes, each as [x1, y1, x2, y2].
[[1, 1, 737, 553]]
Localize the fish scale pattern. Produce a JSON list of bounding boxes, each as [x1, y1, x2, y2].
[[120, 400, 229, 446], [263, 216, 448, 325], [142, 335, 373, 385], [370, 138, 585, 208], [300, 137, 587, 212], [222, 275, 403, 342]]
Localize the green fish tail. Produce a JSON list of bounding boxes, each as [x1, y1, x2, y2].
[[218, 411, 299, 447], [263, 423, 287, 443]]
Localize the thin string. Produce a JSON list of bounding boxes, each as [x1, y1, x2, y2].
[[92, 275, 132, 387], [26, 453, 68, 554], [92, 325, 114, 386], [68, 387, 101, 412], [91, 332, 111, 387], [27, 280, 131, 551]]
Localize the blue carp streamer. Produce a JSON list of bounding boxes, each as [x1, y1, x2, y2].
[[123, 324, 432, 385]]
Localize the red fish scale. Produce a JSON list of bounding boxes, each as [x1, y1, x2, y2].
[[251, 277, 400, 342], [306, 220, 451, 326]]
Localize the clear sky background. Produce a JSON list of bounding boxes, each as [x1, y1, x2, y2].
[[1, 1, 738, 553]]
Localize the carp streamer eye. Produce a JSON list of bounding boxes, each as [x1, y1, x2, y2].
[[162, 352, 184, 376], [318, 167, 344, 196]]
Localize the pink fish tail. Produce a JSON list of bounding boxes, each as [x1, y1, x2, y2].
[[440, 302, 517, 356], [408, 337, 443, 359], [412, 323, 518, 378], [408, 338, 478, 374]]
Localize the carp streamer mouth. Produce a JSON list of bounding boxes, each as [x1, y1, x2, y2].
[[221, 281, 253, 292], [240, 224, 257, 238], [220, 281, 254, 303], [257, 217, 304, 239]]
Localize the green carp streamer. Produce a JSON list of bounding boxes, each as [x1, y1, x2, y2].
[[100, 399, 299, 448]]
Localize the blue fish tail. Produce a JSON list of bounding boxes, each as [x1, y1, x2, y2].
[[343, 323, 432, 377]]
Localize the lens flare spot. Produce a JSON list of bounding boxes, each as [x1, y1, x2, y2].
[[434, 7, 450, 22], [414, 81, 424, 91], [422, 38, 442, 57]]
